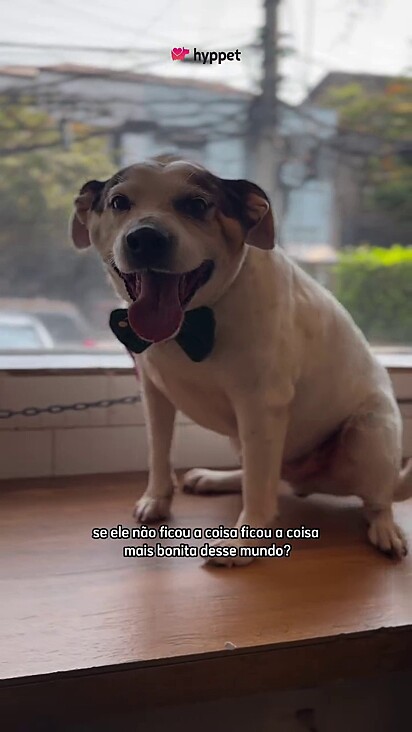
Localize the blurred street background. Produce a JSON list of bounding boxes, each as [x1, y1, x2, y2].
[[0, 0, 410, 352]]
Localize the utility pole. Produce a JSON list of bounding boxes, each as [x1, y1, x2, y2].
[[261, 0, 279, 126], [303, 0, 316, 95], [251, 0, 284, 229]]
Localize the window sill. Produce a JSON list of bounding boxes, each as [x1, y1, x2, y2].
[[0, 348, 411, 374], [2, 473, 412, 726], [0, 350, 133, 374]]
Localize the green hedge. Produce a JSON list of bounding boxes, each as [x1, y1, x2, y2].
[[334, 245, 412, 344]]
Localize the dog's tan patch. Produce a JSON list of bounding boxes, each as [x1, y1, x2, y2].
[[215, 209, 244, 253]]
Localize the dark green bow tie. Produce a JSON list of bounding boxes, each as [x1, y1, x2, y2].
[[109, 306, 215, 363]]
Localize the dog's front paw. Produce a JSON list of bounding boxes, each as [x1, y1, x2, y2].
[[133, 495, 171, 523], [204, 538, 255, 568]]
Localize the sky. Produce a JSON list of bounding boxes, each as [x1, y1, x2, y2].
[[0, 0, 410, 102]]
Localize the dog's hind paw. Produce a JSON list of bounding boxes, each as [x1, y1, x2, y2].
[[292, 486, 310, 498], [366, 510, 408, 559], [133, 495, 171, 523], [182, 468, 242, 495]]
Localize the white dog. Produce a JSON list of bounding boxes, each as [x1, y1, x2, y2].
[[71, 157, 412, 566]]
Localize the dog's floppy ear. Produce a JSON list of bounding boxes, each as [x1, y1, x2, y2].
[[70, 179, 106, 249], [220, 179, 275, 250]]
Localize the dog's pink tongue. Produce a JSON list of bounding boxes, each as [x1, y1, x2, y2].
[[128, 271, 183, 343]]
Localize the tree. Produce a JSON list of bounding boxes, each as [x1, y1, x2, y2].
[[0, 98, 115, 311], [322, 78, 412, 225]]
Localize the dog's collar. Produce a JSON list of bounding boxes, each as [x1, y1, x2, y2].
[[109, 306, 215, 363]]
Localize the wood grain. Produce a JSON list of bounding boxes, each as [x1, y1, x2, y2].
[[0, 472, 412, 726]]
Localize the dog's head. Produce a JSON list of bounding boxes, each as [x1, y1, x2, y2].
[[70, 157, 275, 343]]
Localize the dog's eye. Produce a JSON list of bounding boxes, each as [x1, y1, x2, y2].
[[178, 197, 210, 218], [110, 194, 131, 212]]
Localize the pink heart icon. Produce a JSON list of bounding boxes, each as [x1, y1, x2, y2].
[[171, 47, 189, 61]]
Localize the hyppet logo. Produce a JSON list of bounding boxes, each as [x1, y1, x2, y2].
[[171, 47, 190, 61], [193, 48, 241, 64], [170, 47, 242, 64]]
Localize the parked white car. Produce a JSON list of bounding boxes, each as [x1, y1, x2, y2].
[[0, 298, 123, 351], [0, 313, 54, 351]]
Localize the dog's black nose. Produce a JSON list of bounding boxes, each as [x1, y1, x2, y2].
[[126, 225, 170, 257]]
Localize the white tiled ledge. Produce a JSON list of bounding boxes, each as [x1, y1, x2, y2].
[[0, 367, 411, 480], [0, 423, 236, 479], [1, 369, 411, 432], [0, 372, 145, 430], [0, 416, 410, 480]]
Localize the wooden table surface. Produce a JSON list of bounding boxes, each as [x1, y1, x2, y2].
[[1, 472, 412, 725]]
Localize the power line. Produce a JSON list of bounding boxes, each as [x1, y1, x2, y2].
[[0, 127, 113, 157], [0, 63, 165, 100], [1, 78, 408, 152], [14, 0, 156, 43], [0, 66, 252, 108], [141, 0, 178, 36], [326, 0, 383, 53], [0, 41, 162, 54]]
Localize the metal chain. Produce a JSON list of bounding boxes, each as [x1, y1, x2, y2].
[[1, 394, 410, 420], [0, 394, 141, 419]]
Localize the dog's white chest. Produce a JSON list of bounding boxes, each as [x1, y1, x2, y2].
[[139, 346, 237, 437]]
